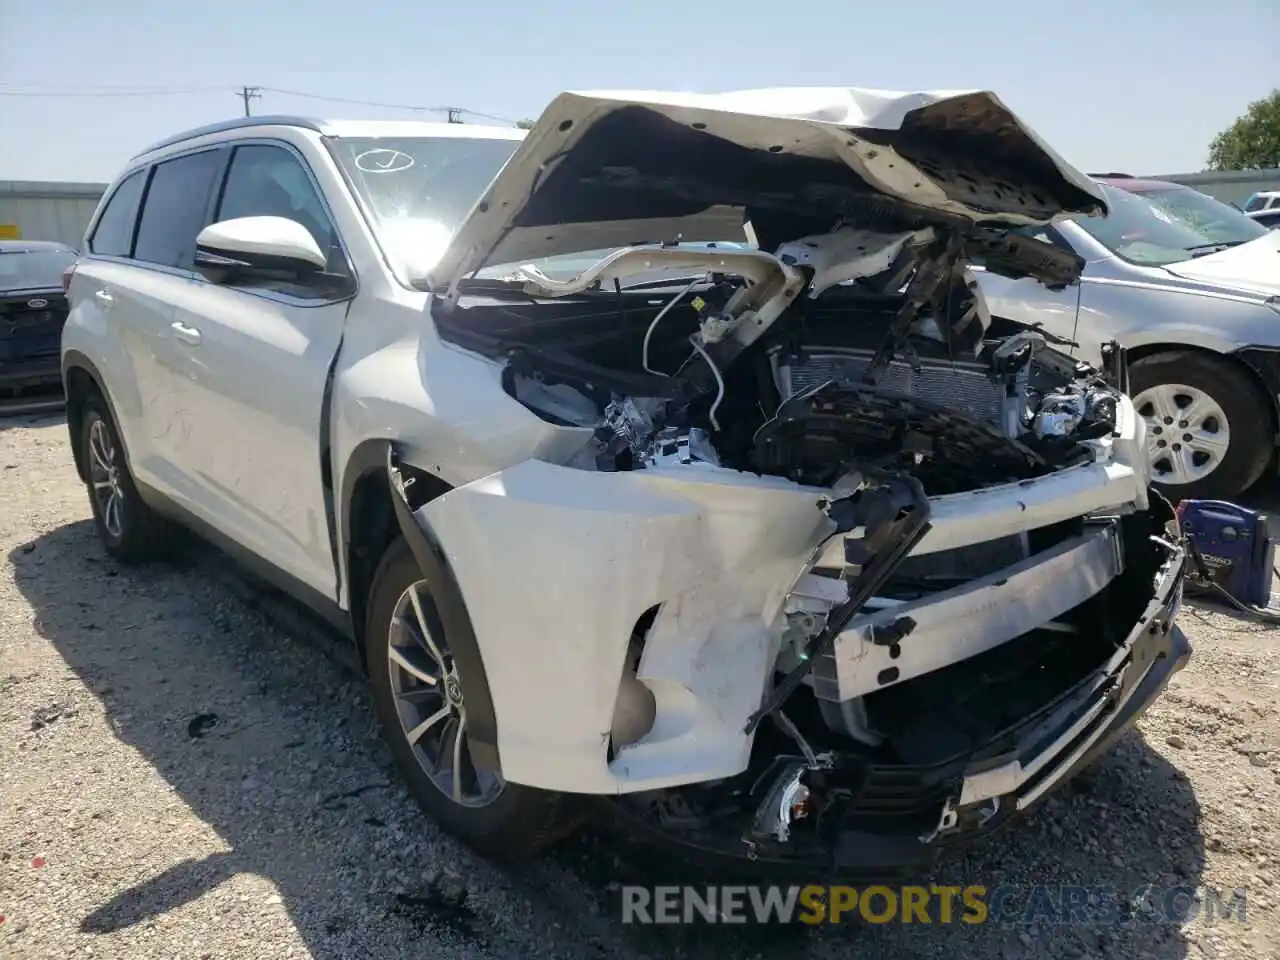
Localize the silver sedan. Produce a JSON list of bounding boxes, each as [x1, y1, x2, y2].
[[976, 182, 1280, 501]]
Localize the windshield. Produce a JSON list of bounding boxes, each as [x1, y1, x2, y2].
[[0, 247, 76, 292], [1074, 185, 1266, 266], [327, 135, 522, 281], [328, 134, 753, 288], [1137, 185, 1268, 247]]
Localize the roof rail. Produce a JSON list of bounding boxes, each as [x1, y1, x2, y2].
[[132, 115, 326, 160], [1087, 172, 1133, 179]]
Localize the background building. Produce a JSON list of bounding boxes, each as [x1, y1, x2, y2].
[[0, 181, 107, 248]]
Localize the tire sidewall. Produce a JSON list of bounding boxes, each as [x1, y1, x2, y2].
[[81, 400, 133, 554], [1129, 353, 1272, 501]]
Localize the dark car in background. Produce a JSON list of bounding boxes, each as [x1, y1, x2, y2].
[[0, 240, 78, 410]]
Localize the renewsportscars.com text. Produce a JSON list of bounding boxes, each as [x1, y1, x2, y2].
[[619, 884, 1248, 926]]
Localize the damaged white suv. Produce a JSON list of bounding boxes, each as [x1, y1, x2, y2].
[[62, 88, 1188, 877]]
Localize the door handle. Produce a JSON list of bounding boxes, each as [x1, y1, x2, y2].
[[170, 321, 202, 346], [93, 289, 113, 307]]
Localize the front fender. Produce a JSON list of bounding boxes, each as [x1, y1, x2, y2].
[[394, 456, 834, 795]]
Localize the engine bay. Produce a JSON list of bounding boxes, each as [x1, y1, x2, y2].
[[432, 224, 1126, 498]]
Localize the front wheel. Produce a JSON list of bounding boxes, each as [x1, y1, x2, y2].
[[1129, 351, 1273, 502], [365, 537, 586, 859]]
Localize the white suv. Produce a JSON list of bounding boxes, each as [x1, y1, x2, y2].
[[62, 88, 1188, 876]]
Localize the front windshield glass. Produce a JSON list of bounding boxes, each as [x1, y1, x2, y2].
[[328, 134, 753, 288], [0, 247, 76, 292], [1138, 185, 1267, 247], [327, 135, 521, 280], [1073, 185, 1264, 266]]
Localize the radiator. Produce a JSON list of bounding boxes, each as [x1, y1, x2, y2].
[[785, 349, 1025, 430]]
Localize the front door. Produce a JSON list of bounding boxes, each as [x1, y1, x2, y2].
[[167, 141, 353, 598]]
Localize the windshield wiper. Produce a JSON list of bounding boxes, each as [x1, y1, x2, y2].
[[1187, 240, 1246, 257]]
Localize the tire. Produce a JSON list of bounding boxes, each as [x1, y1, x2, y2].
[[79, 392, 181, 563], [365, 536, 586, 859], [1128, 351, 1273, 502]]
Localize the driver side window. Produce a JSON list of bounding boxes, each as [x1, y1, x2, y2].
[[214, 143, 347, 296]]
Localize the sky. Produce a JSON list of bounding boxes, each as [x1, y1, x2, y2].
[[2, 0, 1277, 184]]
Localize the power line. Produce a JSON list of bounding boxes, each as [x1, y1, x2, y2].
[[0, 82, 521, 125], [0, 85, 224, 98], [256, 87, 518, 124]]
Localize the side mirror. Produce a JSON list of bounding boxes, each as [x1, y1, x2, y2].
[[194, 216, 327, 282]]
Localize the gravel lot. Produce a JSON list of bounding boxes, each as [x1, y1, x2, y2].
[[1, 411, 1278, 959]]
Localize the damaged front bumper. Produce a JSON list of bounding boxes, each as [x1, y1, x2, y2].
[[623, 531, 1188, 880]]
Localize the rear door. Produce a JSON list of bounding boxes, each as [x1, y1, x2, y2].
[[163, 140, 352, 598], [72, 165, 182, 494], [112, 148, 228, 507]]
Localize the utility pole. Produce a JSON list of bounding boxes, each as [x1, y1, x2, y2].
[[446, 107, 464, 124], [238, 86, 262, 117]]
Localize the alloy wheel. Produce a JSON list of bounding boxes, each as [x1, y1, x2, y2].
[[1133, 383, 1230, 486], [88, 418, 125, 537], [386, 581, 504, 807]]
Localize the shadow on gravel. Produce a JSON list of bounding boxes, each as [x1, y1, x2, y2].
[[0, 409, 66, 435], [11, 520, 1209, 960]]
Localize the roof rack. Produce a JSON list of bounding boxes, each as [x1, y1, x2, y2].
[[132, 115, 326, 160]]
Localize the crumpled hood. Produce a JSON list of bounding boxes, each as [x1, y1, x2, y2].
[[427, 87, 1107, 292], [1162, 229, 1280, 298]]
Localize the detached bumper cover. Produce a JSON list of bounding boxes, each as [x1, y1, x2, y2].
[[828, 541, 1188, 878]]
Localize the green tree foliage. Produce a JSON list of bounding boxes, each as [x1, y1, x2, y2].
[[1207, 90, 1280, 170]]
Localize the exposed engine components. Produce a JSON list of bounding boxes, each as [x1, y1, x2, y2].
[[1032, 389, 1087, 438], [1029, 384, 1119, 442], [750, 381, 1052, 494], [644, 427, 720, 468]]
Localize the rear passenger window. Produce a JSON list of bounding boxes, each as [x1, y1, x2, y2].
[[89, 169, 147, 257], [133, 150, 224, 269]]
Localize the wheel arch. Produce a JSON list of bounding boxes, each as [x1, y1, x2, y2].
[[62, 351, 130, 485], [1125, 342, 1280, 446], [339, 438, 501, 770]]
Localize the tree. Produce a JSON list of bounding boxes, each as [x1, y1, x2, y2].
[[515, 119, 535, 130], [1207, 90, 1280, 170]]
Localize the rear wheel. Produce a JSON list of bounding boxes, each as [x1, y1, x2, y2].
[[365, 537, 586, 859], [1129, 351, 1273, 501], [79, 393, 179, 562]]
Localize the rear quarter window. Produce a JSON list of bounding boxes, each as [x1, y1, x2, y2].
[[88, 169, 148, 257]]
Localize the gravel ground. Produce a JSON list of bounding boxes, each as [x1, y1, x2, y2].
[[1, 411, 1278, 960]]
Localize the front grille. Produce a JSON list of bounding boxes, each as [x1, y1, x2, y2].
[[788, 349, 1023, 429]]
